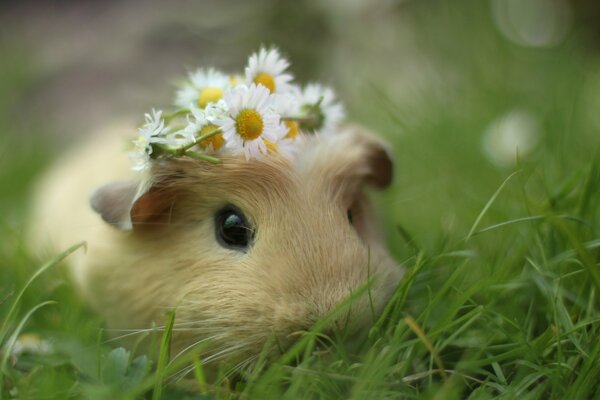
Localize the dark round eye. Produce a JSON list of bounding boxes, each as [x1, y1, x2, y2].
[[215, 206, 253, 251], [347, 209, 353, 225]]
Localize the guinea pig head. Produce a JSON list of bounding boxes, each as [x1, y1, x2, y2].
[[91, 125, 403, 366]]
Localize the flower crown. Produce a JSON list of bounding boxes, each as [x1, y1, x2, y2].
[[129, 47, 346, 171]]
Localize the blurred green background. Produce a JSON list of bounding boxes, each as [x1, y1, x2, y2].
[[1, 0, 600, 398], [1, 0, 599, 249]]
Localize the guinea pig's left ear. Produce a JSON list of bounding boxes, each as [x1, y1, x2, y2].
[[90, 178, 176, 231], [90, 181, 139, 230]]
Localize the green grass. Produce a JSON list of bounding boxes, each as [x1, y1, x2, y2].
[[2, 2, 600, 398], [2, 156, 598, 399]]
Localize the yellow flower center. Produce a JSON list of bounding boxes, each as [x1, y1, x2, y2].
[[229, 75, 240, 86], [253, 72, 276, 93], [198, 87, 224, 108], [284, 120, 298, 139], [198, 124, 225, 151], [236, 109, 264, 140], [264, 139, 278, 153]]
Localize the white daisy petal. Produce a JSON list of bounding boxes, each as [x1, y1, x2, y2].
[[175, 68, 230, 109], [244, 47, 294, 94], [300, 83, 345, 134], [256, 138, 267, 155], [271, 90, 302, 117], [130, 108, 173, 170], [216, 83, 288, 160]]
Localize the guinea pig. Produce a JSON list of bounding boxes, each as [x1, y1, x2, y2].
[[28, 122, 403, 369]]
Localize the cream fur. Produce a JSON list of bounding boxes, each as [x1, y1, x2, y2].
[[28, 123, 403, 368]]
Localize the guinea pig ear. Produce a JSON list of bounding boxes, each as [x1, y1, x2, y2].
[[339, 124, 394, 190], [90, 181, 139, 231], [363, 136, 394, 189], [90, 179, 176, 231], [129, 182, 178, 229]]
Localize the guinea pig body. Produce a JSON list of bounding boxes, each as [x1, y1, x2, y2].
[[29, 124, 403, 367]]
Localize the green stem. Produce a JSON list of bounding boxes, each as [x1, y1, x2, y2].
[[184, 150, 222, 164], [151, 143, 178, 157], [163, 109, 189, 124], [282, 115, 318, 124], [150, 127, 223, 160], [314, 95, 324, 108], [178, 127, 223, 154]]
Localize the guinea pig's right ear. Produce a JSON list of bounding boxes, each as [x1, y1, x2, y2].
[[313, 124, 395, 192], [362, 135, 394, 189], [90, 179, 176, 231]]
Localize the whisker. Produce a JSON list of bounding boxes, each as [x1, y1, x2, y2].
[[202, 343, 247, 365], [168, 345, 248, 382], [166, 343, 242, 384], [101, 325, 218, 344], [226, 354, 259, 378], [103, 320, 226, 338], [168, 333, 227, 367], [102, 328, 158, 343], [168, 364, 195, 383]]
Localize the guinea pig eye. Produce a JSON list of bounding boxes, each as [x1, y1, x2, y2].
[[347, 209, 353, 225], [215, 206, 254, 251]]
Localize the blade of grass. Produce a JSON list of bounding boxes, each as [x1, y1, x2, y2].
[[566, 329, 600, 399], [0, 300, 56, 395], [396, 224, 421, 254], [549, 217, 600, 292], [404, 315, 447, 381], [252, 282, 374, 393], [192, 356, 208, 395], [366, 246, 376, 324], [0, 241, 86, 346], [152, 308, 176, 400], [436, 305, 484, 351], [472, 215, 545, 236], [577, 152, 599, 219], [466, 170, 521, 241], [370, 252, 427, 339]]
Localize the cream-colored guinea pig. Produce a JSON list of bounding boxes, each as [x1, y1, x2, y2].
[[28, 122, 403, 368]]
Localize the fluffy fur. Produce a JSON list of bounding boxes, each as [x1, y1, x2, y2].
[[28, 123, 403, 369]]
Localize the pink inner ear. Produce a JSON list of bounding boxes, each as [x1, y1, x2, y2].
[[367, 146, 393, 188], [130, 186, 177, 228]]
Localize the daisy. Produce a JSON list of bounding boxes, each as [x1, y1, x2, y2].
[[245, 47, 293, 94], [180, 101, 228, 154], [12, 334, 52, 357], [271, 90, 304, 157], [300, 83, 345, 134], [271, 89, 302, 136], [229, 73, 243, 86], [175, 68, 230, 109], [215, 84, 287, 160], [204, 98, 229, 122], [129, 109, 172, 171]]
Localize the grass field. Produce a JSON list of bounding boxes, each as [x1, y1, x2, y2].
[[1, 1, 600, 399]]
